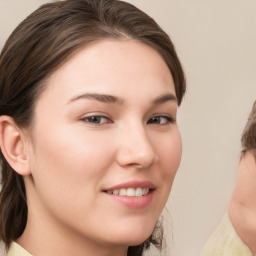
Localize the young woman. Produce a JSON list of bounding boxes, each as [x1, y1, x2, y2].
[[200, 101, 256, 256], [0, 0, 186, 256]]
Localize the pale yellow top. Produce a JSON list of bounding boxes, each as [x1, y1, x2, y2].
[[200, 213, 255, 256], [7, 242, 32, 256]]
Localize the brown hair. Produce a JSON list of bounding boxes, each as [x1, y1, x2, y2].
[[241, 101, 256, 159], [0, 0, 186, 254]]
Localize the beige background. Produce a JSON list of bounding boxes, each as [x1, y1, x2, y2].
[[0, 1, 256, 256]]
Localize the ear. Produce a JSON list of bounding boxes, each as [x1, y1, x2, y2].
[[0, 115, 31, 176]]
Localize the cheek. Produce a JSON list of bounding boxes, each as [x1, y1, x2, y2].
[[34, 125, 110, 170], [155, 129, 182, 204], [29, 126, 113, 206], [144, 130, 182, 222], [158, 129, 182, 177]]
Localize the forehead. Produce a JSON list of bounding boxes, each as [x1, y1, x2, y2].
[[38, 39, 175, 105]]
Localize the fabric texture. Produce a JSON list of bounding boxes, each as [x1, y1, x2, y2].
[[200, 213, 255, 256], [7, 242, 32, 256]]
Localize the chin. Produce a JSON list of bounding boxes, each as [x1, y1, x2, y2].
[[114, 224, 156, 247], [128, 235, 150, 246]]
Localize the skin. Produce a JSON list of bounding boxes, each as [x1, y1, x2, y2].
[[1, 39, 182, 256], [229, 151, 256, 253]]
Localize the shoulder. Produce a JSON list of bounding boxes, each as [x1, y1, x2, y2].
[[7, 242, 33, 256], [200, 213, 253, 256]]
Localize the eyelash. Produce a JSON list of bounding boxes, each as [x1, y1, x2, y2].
[[81, 114, 175, 126], [81, 115, 111, 125], [147, 115, 175, 125]]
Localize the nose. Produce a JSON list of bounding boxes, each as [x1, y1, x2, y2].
[[115, 124, 159, 169]]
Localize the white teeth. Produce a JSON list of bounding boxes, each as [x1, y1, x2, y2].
[[144, 188, 149, 195], [113, 190, 119, 195], [106, 187, 150, 197], [127, 188, 135, 196], [135, 188, 143, 197], [119, 188, 126, 196]]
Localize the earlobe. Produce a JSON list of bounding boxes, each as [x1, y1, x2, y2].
[[0, 115, 31, 176]]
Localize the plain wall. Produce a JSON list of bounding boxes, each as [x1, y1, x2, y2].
[[0, 1, 256, 256]]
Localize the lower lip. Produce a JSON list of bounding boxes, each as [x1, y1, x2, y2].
[[104, 190, 154, 209]]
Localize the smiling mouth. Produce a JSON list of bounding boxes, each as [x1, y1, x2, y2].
[[104, 187, 151, 197]]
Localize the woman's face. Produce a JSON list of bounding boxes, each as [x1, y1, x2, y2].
[[24, 39, 182, 250]]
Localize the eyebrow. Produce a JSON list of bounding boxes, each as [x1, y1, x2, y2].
[[68, 93, 124, 105], [153, 93, 177, 104], [67, 92, 177, 105]]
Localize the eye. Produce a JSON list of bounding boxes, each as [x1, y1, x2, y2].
[[81, 115, 111, 125], [147, 115, 174, 125]]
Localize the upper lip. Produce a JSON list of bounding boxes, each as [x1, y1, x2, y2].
[[103, 180, 156, 191]]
